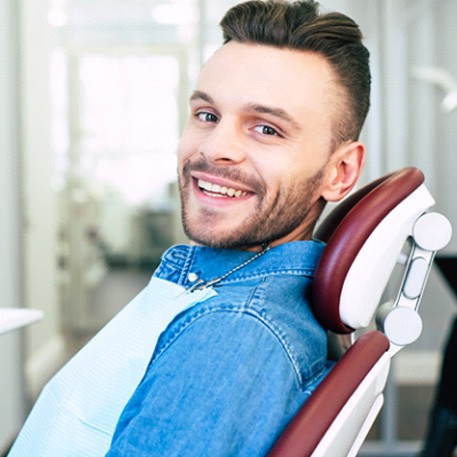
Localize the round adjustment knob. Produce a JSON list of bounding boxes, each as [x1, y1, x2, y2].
[[384, 306, 423, 346], [413, 212, 452, 252]]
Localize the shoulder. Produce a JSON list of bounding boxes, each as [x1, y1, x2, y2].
[[152, 306, 293, 375], [109, 308, 316, 456], [152, 276, 327, 388]]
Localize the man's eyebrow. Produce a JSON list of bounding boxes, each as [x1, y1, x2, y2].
[[189, 92, 300, 130], [190, 90, 214, 104], [244, 102, 300, 130]]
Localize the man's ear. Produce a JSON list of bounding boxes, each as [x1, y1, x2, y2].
[[321, 140, 365, 202]]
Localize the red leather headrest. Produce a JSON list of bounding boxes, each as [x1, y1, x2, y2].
[[312, 167, 425, 334]]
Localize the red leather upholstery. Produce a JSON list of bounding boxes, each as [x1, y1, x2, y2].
[[312, 167, 424, 334], [268, 331, 389, 457], [268, 167, 426, 456]]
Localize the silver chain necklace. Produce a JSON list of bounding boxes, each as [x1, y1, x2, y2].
[[185, 243, 271, 294]]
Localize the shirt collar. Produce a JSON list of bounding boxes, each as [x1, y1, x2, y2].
[[160, 240, 325, 287]]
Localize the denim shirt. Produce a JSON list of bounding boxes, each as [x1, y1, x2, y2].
[[106, 240, 327, 457]]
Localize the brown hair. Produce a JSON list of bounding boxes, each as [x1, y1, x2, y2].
[[220, 0, 371, 146]]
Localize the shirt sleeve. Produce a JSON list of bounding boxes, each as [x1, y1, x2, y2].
[[105, 310, 307, 457]]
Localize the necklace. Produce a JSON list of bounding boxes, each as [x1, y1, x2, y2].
[[185, 244, 271, 294]]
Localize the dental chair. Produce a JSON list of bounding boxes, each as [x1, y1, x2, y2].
[[268, 167, 453, 457]]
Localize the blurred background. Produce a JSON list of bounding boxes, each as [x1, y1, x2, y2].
[[1, 0, 457, 455]]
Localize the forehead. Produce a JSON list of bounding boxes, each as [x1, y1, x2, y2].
[[196, 41, 340, 122]]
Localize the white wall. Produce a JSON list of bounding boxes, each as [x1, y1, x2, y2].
[[434, 1, 457, 252], [1, 1, 61, 446], [0, 0, 27, 450], [20, 0, 65, 395]]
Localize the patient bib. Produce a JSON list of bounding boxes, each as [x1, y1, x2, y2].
[[8, 277, 216, 457]]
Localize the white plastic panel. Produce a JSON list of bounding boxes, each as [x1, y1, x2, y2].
[[312, 353, 391, 457], [0, 309, 44, 335], [340, 184, 435, 329]]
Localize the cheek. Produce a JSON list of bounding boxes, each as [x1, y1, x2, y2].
[[177, 137, 195, 169], [261, 160, 324, 199], [180, 128, 213, 168], [255, 159, 302, 189]]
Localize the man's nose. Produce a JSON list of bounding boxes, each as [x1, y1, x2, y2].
[[199, 120, 246, 165]]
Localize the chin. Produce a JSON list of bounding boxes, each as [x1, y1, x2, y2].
[[185, 229, 231, 249], [184, 227, 266, 251]]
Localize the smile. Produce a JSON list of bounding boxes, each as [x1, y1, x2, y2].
[[197, 179, 249, 198]]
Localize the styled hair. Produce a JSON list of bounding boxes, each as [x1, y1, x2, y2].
[[220, 0, 371, 146]]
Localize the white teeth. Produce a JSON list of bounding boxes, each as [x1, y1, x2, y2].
[[201, 181, 212, 191], [197, 179, 247, 198]]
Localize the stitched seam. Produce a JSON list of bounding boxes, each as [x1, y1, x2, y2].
[[178, 246, 195, 285], [212, 269, 316, 286], [156, 246, 191, 281], [248, 279, 305, 386], [151, 307, 304, 387], [151, 288, 320, 389]]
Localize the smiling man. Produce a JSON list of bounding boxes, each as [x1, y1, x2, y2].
[[9, 1, 370, 456], [179, 41, 362, 250]]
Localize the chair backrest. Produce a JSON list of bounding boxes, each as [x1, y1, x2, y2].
[[268, 167, 452, 457], [312, 167, 431, 333]]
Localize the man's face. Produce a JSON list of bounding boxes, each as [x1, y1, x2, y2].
[[178, 41, 343, 250]]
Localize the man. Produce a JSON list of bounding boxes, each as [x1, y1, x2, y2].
[[9, 1, 370, 456]]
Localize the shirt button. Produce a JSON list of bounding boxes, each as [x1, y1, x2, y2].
[[187, 272, 199, 283]]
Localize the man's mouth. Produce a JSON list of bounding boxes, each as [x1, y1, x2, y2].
[[197, 178, 249, 198]]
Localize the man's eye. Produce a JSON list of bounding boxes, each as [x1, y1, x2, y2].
[[254, 125, 278, 136], [197, 112, 218, 123]]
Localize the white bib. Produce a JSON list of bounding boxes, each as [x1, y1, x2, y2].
[[9, 277, 216, 457]]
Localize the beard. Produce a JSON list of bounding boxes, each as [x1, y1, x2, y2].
[[178, 158, 325, 250]]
